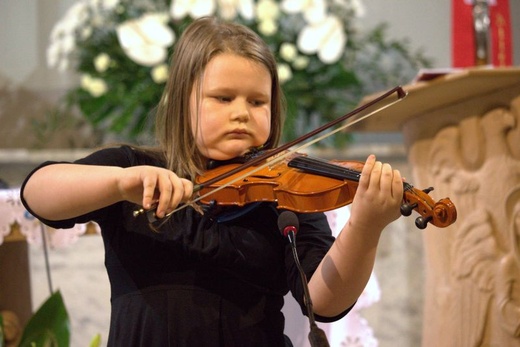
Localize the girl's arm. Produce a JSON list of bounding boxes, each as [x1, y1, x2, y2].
[[308, 155, 403, 317], [22, 163, 193, 221]]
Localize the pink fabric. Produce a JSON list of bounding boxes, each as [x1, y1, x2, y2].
[[0, 188, 99, 247]]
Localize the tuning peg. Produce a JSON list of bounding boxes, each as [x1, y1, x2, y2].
[[422, 187, 434, 194], [415, 215, 432, 229], [400, 202, 418, 216]]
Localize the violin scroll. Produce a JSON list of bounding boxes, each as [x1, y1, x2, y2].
[[401, 184, 457, 229]]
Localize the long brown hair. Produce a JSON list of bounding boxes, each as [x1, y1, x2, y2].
[[155, 16, 285, 180]]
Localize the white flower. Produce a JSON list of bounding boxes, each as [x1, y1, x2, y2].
[[280, 0, 304, 13], [80, 74, 108, 97], [258, 19, 277, 36], [297, 15, 346, 63], [218, 0, 255, 20], [80, 26, 93, 40], [256, 0, 280, 36], [116, 13, 175, 66], [279, 43, 298, 62], [58, 1, 90, 32], [46, 32, 76, 70], [46, 44, 60, 69], [94, 53, 111, 72], [59, 60, 71, 71], [89, 12, 107, 28], [46, 1, 90, 70], [99, 0, 120, 10], [257, 0, 280, 21], [281, 0, 327, 24], [277, 63, 292, 83], [170, 0, 217, 20], [60, 34, 76, 53], [46, 36, 74, 70], [334, 0, 365, 17], [292, 55, 310, 70], [151, 64, 169, 84]]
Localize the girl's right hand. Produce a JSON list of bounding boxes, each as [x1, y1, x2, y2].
[[117, 166, 194, 218]]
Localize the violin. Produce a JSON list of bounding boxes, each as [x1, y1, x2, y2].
[[195, 152, 457, 229], [134, 86, 457, 229]]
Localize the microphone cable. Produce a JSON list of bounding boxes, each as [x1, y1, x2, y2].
[[278, 211, 330, 347]]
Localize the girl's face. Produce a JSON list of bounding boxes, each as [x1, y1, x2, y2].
[[190, 53, 272, 160]]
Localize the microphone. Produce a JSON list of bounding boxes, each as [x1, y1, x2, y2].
[[277, 211, 330, 347], [278, 210, 299, 242]]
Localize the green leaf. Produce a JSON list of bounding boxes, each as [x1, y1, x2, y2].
[[18, 291, 70, 347], [89, 333, 102, 347]]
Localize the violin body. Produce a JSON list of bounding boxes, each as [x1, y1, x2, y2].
[[195, 153, 457, 229], [196, 155, 365, 213]]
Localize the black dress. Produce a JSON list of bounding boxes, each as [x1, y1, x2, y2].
[[21, 146, 350, 346]]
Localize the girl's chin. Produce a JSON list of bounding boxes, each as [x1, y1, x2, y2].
[[205, 148, 251, 161], [202, 140, 266, 161]]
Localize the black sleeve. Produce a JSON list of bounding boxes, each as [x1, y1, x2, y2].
[[19, 146, 141, 229]]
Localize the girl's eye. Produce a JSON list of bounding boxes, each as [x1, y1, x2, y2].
[[251, 99, 267, 106], [216, 96, 232, 102]]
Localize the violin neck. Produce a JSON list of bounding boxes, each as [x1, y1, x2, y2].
[[287, 156, 361, 182], [289, 155, 416, 192]]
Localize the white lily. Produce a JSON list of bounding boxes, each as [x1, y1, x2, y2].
[[116, 13, 175, 67], [46, 1, 90, 69], [256, 0, 280, 35], [281, 0, 327, 24], [151, 64, 169, 84], [170, 0, 217, 19], [292, 55, 310, 70], [218, 0, 255, 20], [277, 63, 293, 84], [98, 0, 120, 10], [257, 19, 278, 36], [257, 0, 280, 21], [297, 15, 346, 64], [80, 74, 108, 97], [94, 53, 111, 73], [280, 43, 298, 62]]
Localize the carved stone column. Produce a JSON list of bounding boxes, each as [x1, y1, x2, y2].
[[355, 68, 520, 346]]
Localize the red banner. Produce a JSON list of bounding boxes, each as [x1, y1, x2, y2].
[[452, 0, 512, 67]]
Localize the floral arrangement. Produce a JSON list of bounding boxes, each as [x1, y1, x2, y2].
[[47, 0, 430, 146]]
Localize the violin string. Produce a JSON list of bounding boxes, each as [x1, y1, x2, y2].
[[164, 92, 407, 216]]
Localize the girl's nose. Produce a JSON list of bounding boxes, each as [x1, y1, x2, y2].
[[230, 101, 250, 122]]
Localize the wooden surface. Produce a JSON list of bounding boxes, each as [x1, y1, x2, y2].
[[352, 67, 520, 133]]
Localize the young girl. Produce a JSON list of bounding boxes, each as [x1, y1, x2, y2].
[[21, 17, 403, 346]]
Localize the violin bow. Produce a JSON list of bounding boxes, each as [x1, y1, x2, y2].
[[136, 85, 408, 221]]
